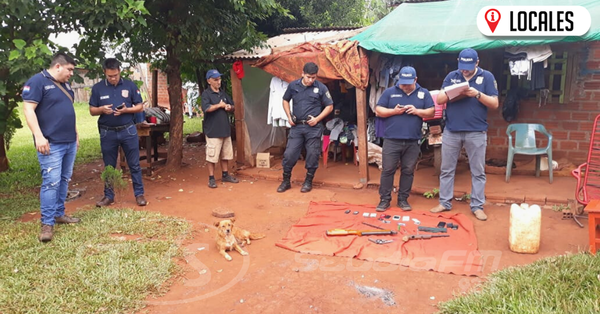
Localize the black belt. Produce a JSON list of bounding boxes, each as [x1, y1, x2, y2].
[[296, 120, 309, 125], [390, 138, 419, 142], [98, 123, 134, 131]]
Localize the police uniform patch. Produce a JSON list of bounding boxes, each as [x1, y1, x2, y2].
[[313, 88, 319, 94], [417, 91, 424, 99], [325, 91, 331, 99], [476, 76, 484, 85], [122, 90, 129, 98]]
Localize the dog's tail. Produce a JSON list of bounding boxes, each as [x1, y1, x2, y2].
[[249, 233, 266, 240]]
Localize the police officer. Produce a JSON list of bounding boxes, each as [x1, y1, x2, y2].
[[375, 66, 435, 212], [89, 58, 147, 207], [22, 52, 81, 242], [277, 62, 333, 193], [430, 48, 499, 221]]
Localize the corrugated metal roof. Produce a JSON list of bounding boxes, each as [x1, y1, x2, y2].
[[282, 26, 362, 33], [403, 0, 447, 3], [225, 27, 367, 60]]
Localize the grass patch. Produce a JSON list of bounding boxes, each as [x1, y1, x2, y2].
[[0, 102, 101, 192], [0, 103, 201, 220], [0, 208, 192, 314], [0, 102, 102, 219], [438, 253, 600, 314], [0, 191, 39, 221], [183, 115, 203, 136]]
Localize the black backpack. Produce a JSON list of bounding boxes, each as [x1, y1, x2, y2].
[[502, 88, 528, 122]]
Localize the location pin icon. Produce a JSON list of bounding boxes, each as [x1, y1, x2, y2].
[[485, 9, 501, 33]]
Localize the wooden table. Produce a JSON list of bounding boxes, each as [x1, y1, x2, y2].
[[584, 199, 600, 255], [120, 123, 169, 175]]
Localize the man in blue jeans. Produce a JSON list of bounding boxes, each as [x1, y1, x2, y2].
[[89, 58, 147, 208], [375, 66, 434, 212], [22, 52, 81, 242], [431, 48, 499, 221]]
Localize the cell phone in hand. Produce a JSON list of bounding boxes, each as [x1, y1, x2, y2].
[[116, 103, 125, 110]]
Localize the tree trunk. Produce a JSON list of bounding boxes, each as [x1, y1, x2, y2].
[[164, 42, 183, 170], [0, 134, 8, 172]]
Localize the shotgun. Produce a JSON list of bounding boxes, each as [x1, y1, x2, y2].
[[326, 229, 397, 236], [402, 234, 450, 242]]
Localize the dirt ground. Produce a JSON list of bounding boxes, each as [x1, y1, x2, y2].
[[34, 142, 589, 314]]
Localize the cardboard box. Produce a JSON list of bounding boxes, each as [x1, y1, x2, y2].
[[256, 153, 273, 169]]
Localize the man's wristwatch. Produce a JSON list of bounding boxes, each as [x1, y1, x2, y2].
[[475, 91, 482, 99]]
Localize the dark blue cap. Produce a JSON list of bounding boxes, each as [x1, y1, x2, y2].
[[458, 48, 478, 71], [206, 69, 222, 80], [398, 66, 417, 85]]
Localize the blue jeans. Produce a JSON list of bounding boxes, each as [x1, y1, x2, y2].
[[99, 124, 144, 200], [439, 130, 487, 212], [379, 139, 420, 202], [37, 142, 77, 226]]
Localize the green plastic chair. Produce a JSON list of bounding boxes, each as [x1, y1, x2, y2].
[[506, 123, 553, 183]]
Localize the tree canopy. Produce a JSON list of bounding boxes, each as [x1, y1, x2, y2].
[[0, 0, 391, 173], [255, 0, 394, 36], [72, 0, 285, 170]]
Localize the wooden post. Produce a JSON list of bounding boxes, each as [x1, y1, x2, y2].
[[151, 69, 158, 108], [356, 84, 369, 185], [230, 65, 248, 166]]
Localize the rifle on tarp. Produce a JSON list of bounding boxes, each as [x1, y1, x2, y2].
[[402, 234, 449, 242], [326, 229, 397, 236]]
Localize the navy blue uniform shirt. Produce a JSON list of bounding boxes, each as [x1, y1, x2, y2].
[[201, 89, 234, 138], [441, 68, 498, 132], [282, 79, 333, 121], [22, 70, 76, 143], [377, 83, 434, 140], [89, 78, 143, 127]]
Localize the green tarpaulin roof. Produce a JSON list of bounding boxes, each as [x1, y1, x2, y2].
[[351, 0, 600, 55]]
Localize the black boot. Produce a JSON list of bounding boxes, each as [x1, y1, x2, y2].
[[277, 172, 292, 193], [300, 172, 315, 193]]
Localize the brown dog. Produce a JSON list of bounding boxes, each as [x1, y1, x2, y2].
[[214, 218, 265, 261]]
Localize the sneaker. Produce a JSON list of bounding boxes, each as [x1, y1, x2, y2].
[[376, 199, 391, 212], [430, 204, 450, 213], [55, 215, 81, 224], [208, 178, 218, 188], [136, 195, 147, 206], [473, 209, 488, 221], [397, 199, 412, 211], [96, 197, 115, 208], [222, 175, 239, 183], [39, 224, 54, 242]]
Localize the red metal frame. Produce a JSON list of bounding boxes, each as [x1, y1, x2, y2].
[[572, 114, 600, 205]]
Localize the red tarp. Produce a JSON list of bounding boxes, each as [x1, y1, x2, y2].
[[276, 201, 483, 276], [253, 40, 369, 90]]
